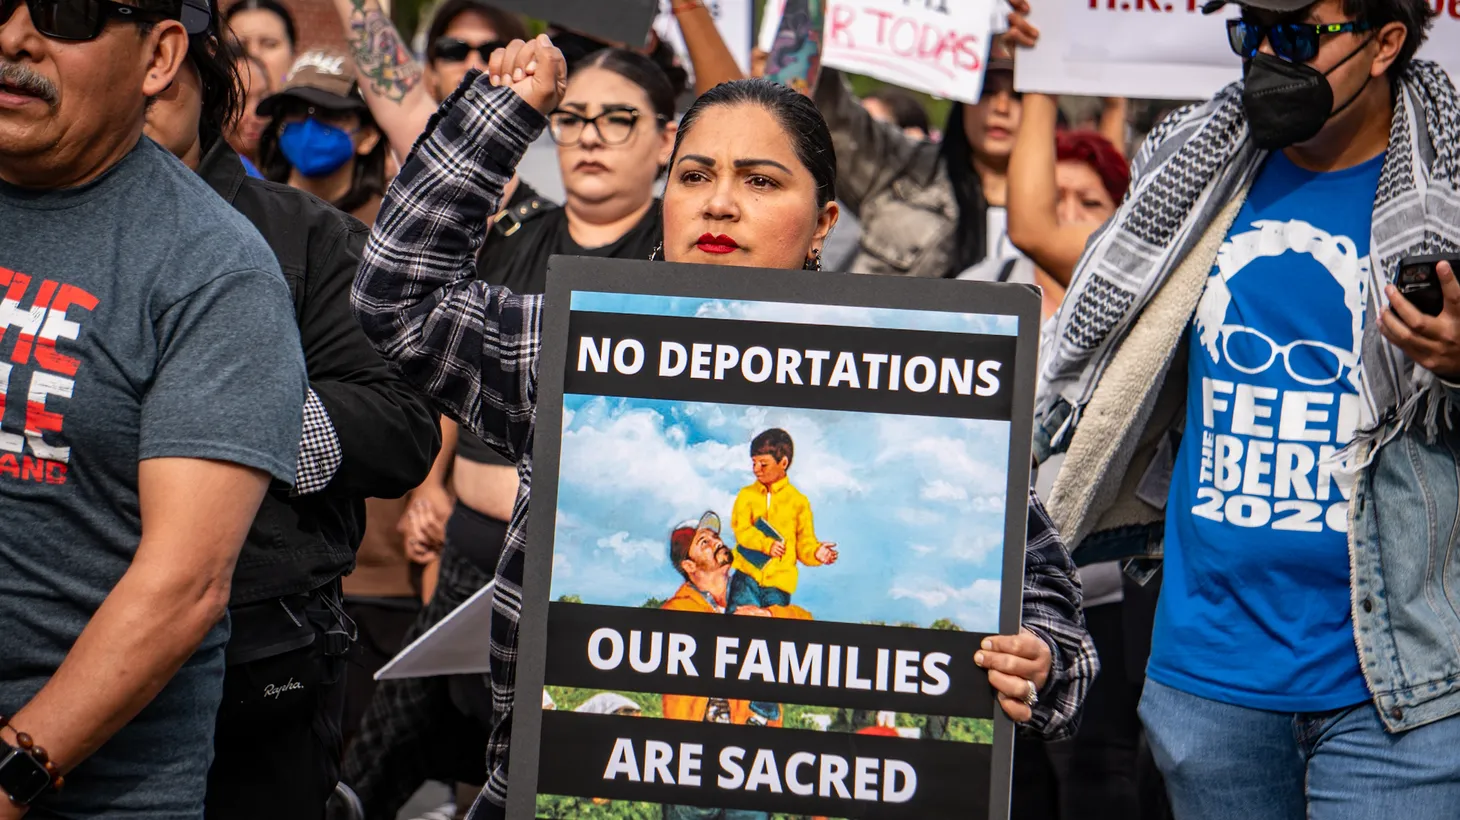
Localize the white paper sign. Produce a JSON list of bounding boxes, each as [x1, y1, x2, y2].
[[1017, 1, 1460, 100], [654, 0, 756, 78], [820, 0, 998, 103], [374, 580, 495, 680]]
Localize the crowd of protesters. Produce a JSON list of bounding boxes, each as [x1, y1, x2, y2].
[[1, 0, 1458, 819]]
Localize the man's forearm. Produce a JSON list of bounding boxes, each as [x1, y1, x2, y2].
[[335, 0, 432, 159], [7, 546, 238, 777], [338, 0, 421, 104]]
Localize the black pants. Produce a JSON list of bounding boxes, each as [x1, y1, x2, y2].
[[341, 504, 505, 819], [206, 586, 352, 820], [342, 595, 421, 746], [1033, 573, 1173, 820]]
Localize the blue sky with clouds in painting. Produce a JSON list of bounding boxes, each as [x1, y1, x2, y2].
[[548, 295, 1018, 632], [568, 292, 1020, 337]]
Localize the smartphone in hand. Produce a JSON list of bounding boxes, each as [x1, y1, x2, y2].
[[1396, 254, 1458, 317]]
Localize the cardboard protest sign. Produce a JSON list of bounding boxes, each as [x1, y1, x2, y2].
[[654, 0, 756, 77], [489, 0, 660, 48], [1017, 1, 1460, 100], [821, 0, 998, 103], [506, 257, 1040, 820]]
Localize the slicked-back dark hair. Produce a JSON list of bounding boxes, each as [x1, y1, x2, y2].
[[670, 79, 837, 208], [576, 48, 677, 123]]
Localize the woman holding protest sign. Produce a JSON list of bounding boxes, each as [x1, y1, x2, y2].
[[351, 34, 1097, 819]]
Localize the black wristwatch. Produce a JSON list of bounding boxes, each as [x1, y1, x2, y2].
[[0, 742, 53, 806]]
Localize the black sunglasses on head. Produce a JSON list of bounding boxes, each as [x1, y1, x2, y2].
[[1226, 18, 1373, 64], [432, 36, 507, 63], [0, 0, 170, 41]]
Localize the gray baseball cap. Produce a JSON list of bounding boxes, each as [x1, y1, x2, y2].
[[1201, 0, 1316, 13]]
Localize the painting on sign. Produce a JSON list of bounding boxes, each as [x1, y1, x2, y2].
[[506, 258, 1042, 820]]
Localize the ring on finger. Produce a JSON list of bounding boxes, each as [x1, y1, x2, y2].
[[1021, 679, 1038, 708]]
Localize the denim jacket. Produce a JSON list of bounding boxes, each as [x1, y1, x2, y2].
[[1034, 197, 1460, 732]]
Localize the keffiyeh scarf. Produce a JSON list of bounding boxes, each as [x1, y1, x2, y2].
[[1037, 61, 1460, 455]]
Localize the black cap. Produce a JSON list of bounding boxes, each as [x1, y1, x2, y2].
[[180, 0, 210, 35], [1201, 0, 1315, 13]]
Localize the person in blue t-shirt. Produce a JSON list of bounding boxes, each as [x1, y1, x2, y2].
[[1151, 149, 1383, 714], [1014, 0, 1460, 816]]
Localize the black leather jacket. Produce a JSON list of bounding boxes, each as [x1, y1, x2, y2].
[[198, 140, 440, 608]]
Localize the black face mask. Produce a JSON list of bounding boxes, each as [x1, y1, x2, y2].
[[1241, 38, 1373, 151]]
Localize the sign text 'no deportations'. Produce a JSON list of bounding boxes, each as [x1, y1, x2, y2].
[[507, 257, 1040, 820]]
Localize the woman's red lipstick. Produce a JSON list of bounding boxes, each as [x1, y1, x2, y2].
[[696, 233, 739, 254]]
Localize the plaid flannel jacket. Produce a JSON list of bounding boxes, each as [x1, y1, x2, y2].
[[351, 74, 1098, 816]]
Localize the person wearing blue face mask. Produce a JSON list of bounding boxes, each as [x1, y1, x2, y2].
[[257, 50, 387, 224]]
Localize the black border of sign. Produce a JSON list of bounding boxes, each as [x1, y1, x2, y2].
[[507, 255, 1041, 820]]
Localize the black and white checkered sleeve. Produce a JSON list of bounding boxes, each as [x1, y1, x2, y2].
[[349, 74, 544, 460], [1020, 488, 1100, 741], [291, 388, 342, 495]]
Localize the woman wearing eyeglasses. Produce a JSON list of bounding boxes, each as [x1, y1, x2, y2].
[[475, 48, 676, 286]]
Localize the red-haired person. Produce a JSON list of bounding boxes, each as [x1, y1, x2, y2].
[[959, 92, 1130, 321]]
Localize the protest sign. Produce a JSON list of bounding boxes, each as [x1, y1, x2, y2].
[[374, 581, 495, 681], [655, 0, 755, 77], [1017, 1, 1460, 100], [506, 257, 1040, 820], [820, 0, 998, 103], [489, 0, 660, 47]]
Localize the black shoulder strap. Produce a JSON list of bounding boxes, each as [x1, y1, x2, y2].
[[995, 257, 1020, 283], [492, 195, 555, 238]]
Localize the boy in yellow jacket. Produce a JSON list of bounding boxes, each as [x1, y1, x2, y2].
[[729, 428, 838, 613]]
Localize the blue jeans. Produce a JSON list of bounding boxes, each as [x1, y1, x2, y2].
[[1139, 679, 1460, 820], [726, 571, 791, 614]]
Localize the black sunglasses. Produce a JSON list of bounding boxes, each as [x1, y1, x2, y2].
[[1226, 18, 1373, 64], [432, 36, 507, 63], [0, 0, 169, 41]]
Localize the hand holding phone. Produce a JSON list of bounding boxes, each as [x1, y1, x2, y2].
[[1382, 256, 1460, 381], [1396, 254, 1456, 317]]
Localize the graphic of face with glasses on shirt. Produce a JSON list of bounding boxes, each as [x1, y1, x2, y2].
[[1196, 218, 1367, 394], [1186, 217, 1367, 534]]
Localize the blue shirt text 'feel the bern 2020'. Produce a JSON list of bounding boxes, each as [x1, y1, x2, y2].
[[1150, 150, 1385, 713]]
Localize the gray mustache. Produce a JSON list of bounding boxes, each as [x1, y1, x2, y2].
[[0, 62, 59, 105]]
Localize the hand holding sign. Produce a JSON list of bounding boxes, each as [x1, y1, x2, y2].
[[974, 627, 1053, 723], [488, 35, 569, 116], [1004, 0, 1039, 48]]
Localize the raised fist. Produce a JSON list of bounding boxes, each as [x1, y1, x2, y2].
[[488, 34, 568, 116]]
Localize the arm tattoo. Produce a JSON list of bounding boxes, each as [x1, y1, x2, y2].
[[346, 0, 423, 103]]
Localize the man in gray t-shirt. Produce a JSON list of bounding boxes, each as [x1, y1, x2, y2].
[[0, 2, 306, 817]]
